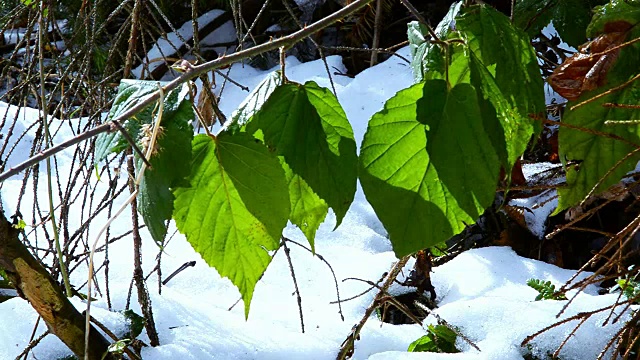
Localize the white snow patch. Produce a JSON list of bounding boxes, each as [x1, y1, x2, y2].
[[0, 47, 631, 360]]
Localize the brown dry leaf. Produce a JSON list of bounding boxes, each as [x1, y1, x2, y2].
[[548, 21, 632, 100], [503, 205, 528, 230], [565, 183, 629, 221], [197, 89, 215, 127]]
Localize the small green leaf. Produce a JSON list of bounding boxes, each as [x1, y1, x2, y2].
[[527, 278, 567, 301], [408, 325, 459, 353], [12, 219, 26, 230], [359, 80, 499, 257], [246, 81, 357, 248], [173, 133, 289, 317], [407, 2, 462, 83], [121, 309, 145, 339], [0, 269, 11, 288], [229, 71, 282, 132], [105, 339, 130, 358]]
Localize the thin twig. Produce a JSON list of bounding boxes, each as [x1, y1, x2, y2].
[[369, 0, 383, 66], [15, 330, 49, 360], [281, 238, 304, 333], [336, 256, 409, 360], [89, 315, 141, 360], [284, 237, 344, 320], [331, 272, 387, 304], [398, 0, 438, 42], [0, 0, 376, 183], [570, 73, 640, 111], [521, 304, 617, 347]]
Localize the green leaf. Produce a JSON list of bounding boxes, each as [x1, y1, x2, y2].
[[556, 84, 640, 212], [12, 219, 26, 230], [95, 80, 190, 161], [513, 0, 608, 48], [173, 133, 289, 317], [457, 4, 545, 123], [95, 80, 193, 245], [468, 52, 533, 171], [407, 2, 462, 83], [229, 71, 282, 133], [246, 81, 357, 248], [106, 339, 129, 357], [280, 160, 328, 251], [0, 268, 11, 289], [359, 80, 499, 257], [411, 5, 542, 173], [555, 5, 640, 212], [551, 0, 602, 47], [408, 325, 459, 353], [136, 100, 194, 245], [587, 0, 640, 38], [120, 309, 145, 339], [527, 278, 567, 301]]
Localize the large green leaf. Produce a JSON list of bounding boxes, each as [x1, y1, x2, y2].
[[457, 5, 545, 122], [173, 133, 290, 317], [411, 5, 541, 172], [359, 80, 499, 257], [228, 71, 282, 133], [95, 80, 193, 245], [513, 0, 608, 48], [246, 81, 357, 247], [468, 52, 533, 171], [557, 84, 640, 212], [556, 9, 640, 212]]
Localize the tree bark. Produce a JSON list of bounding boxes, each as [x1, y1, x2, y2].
[[0, 211, 117, 360]]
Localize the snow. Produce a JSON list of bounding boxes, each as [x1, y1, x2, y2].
[[132, 9, 237, 79], [0, 43, 633, 360], [508, 163, 562, 239]]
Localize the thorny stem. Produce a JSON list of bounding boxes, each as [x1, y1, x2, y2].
[[84, 84, 166, 359], [0, 0, 376, 183], [38, 0, 72, 298], [127, 154, 160, 346]]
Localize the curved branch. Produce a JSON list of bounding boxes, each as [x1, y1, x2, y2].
[[0, 0, 376, 183]]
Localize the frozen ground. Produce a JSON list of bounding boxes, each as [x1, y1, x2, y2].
[[0, 45, 633, 360]]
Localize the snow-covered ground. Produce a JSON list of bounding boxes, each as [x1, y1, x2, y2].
[[0, 46, 633, 360]]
